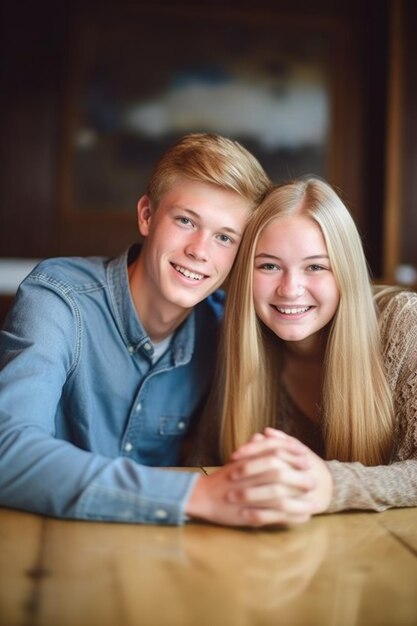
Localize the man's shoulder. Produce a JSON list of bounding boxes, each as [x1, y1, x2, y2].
[[25, 254, 110, 292]]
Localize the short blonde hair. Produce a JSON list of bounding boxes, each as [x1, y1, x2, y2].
[[146, 133, 271, 211]]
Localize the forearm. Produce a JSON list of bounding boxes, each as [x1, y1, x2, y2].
[[326, 459, 417, 512], [0, 422, 197, 524]]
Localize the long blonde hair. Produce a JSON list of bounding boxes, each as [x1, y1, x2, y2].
[[219, 177, 394, 465]]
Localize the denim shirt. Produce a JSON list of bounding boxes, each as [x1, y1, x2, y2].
[[0, 246, 224, 524]]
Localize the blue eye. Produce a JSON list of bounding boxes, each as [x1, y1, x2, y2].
[[176, 216, 193, 226], [217, 233, 233, 245], [259, 263, 278, 271]]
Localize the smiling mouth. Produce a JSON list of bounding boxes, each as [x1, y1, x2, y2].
[[273, 305, 312, 315], [172, 263, 206, 281]]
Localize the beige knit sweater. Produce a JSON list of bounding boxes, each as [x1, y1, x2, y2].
[[325, 287, 417, 512], [280, 287, 417, 512], [189, 287, 417, 513]]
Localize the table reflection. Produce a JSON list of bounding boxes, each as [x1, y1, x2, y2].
[[1, 508, 417, 626]]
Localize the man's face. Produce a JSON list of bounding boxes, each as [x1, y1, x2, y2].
[[137, 179, 252, 317]]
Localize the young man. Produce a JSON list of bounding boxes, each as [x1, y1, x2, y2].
[[0, 133, 273, 526]]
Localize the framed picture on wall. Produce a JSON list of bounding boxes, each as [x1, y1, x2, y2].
[[59, 5, 360, 256]]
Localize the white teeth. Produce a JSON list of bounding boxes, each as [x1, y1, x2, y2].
[[276, 306, 310, 315], [174, 265, 204, 281]]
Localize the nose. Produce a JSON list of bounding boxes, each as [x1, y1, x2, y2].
[[185, 231, 209, 262], [276, 272, 304, 298]]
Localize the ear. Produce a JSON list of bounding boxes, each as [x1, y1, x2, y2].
[[137, 195, 153, 237]]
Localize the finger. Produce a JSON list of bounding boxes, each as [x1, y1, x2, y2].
[[226, 471, 315, 506], [228, 483, 306, 504], [240, 505, 313, 527], [264, 428, 310, 453], [231, 446, 313, 470], [231, 436, 308, 461], [231, 452, 314, 481], [250, 432, 267, 443], [231, 453, 288, 479], [263, 427, 289, 438], [275, 449, 312, 470]]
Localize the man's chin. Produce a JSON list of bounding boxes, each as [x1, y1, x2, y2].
[[171, 288, 215, 310]]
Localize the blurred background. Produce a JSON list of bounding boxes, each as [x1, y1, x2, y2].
[[1, 0, 416, 323]]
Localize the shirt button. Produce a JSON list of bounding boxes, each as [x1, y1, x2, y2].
[[124, 442, 133, 452], [144, 342, 152, 351], [128, 346, 134, 354], [177, 421, 186, 430], [135, 403, 142, 412], [154, 509, 168, 520]]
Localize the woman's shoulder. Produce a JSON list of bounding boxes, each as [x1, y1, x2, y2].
[[373, 285, 417, 357], [373, 284, 417, 320]]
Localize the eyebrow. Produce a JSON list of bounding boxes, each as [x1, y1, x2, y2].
[[255, 253, 330, 261], [174, 206, 243, 237]]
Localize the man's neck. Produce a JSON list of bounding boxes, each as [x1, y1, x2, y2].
[[128, 256, 191, 343]]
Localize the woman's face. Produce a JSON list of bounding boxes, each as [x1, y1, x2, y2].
[[253, 215, 340, 354]]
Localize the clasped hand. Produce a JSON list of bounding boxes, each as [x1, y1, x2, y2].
[[187, 428, 333, 528]]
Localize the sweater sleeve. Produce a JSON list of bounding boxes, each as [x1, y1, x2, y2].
[[326, 459, 417, 512], [327, 290, 417, 512]]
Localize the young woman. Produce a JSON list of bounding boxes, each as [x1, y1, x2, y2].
[[209, 176, 417, 522]]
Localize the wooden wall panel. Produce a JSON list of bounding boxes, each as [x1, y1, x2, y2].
[[1, 0, 412, 286]]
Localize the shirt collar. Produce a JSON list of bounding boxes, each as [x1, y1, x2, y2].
[[107, 245, 195, 364]]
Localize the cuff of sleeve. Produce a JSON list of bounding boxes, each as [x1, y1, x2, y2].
[[76, 465, 200, 525], [326, 460, 351, 512], [326, 459, 372, 513]]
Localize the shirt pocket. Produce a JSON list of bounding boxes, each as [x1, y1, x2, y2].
[[159, 415, 190, 437]]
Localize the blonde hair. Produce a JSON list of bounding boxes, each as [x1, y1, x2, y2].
[[146, 133, 271, 211], [219, 176, 394, 465]]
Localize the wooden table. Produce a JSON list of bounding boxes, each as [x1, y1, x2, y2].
[[1, 468, 417, 626]]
